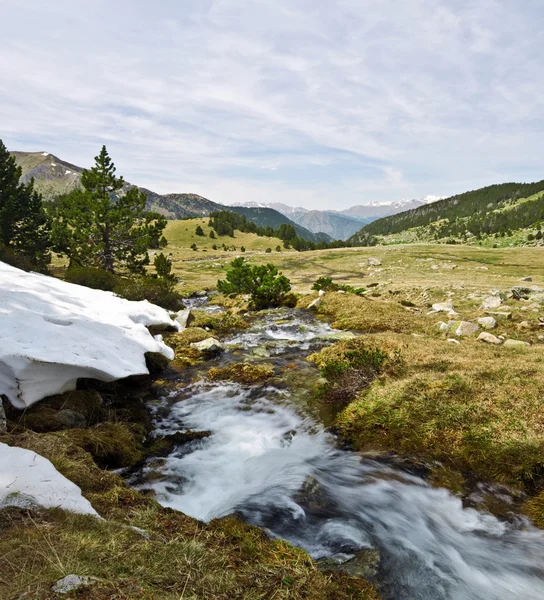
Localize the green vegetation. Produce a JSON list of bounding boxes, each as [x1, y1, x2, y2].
[[208, 362, 275, 385], [189, 309, 249, 333], [218, 257, 292, 309], [352, 180, 544, 245], [0, 138, 51, 270], [51, 146, 167, 274]]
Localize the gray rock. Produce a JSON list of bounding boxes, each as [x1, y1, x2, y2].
[[318, 289, 325, 297], [329, 331, 357, 341], [512, 286, 532, 300], [368, 257, 382, 266], [317, 548, 381, 579], [520, 277, 533, 282], [56, 409, 87, 429], [174, 308, 191, 330], [190, 337, 224, 354], [503, 339, 530, 348], [52, 575, 97, 594], [480, 296, 502, 310], [0, 398, 6, 434], [529, 293, 544, 305], [430, 301, 454, 313], [477, 317, 497, 329], [477, 332, 502, 345], [485, 311, 512, 320], [455, 321, 480, 337]]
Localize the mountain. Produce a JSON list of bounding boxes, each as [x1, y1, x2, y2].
[[229, 206, 331, 243], [11, 150, 322, 242], [349, 181, 544, 244], [230, 197, 444, 239]]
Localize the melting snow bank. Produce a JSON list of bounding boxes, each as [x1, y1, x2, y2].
[[0, 442, 98, 515], [0, 261, 179, 408]]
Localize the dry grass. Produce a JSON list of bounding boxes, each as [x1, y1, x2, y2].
[[0, 429, 379, 600]]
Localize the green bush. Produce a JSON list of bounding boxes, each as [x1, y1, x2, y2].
[[65, 266, 120, 291], [0, 244, 40, 272], [217, 257, 291, 309], [114, 277, 184, 311], [312, 277, 337, 291]]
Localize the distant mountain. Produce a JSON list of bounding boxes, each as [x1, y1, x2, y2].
[[231, 197, 443, 239], [349, 181, 544, 244], [229, 206, 331, 243], [11, 150, 321, 242]]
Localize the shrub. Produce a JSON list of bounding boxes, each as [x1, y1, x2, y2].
[[65, 265, 120, 291], [276, 245, 281, 252], [240, 246, 246, 252], [209, 230, 216, 239], [312, 277, 337, 291], [195, 225, 205, 236], [217, 257, 291, 309], [265, 247, 272, 253], [191, 243, 198, 251], [114, 277, 184, 311]]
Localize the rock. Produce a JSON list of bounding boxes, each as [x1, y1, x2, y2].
[[503, 339, 530, 348], [329, 331, 357, 341], [190, 337, 224, 354], [430, 301, 454, 313], [337, 290, 346, 294], [511, 286, 532, 300], [51, 575, 98, 594], [447, 338, 461, 344], [477, 332, 502, 345], [476, 266, 489, 270], [368, 257, 382, 266], [436, 321, 448, 332], [521, 277, 533, 282], [530, 286, 544, 293], [0, 398, 6, 434], [318, 290, 325, 297], [477, 317, 497, 329], [485, 311, 512, 320], [145, 351, 171, 376], [529, 293, 544, 305], [480, 296, 502, 310], [455, 321, 480, 337], [174, 308, 191, 330], [308, 298, 322, 310], [55, 409, 87, 429], [317, 548, 381, 579], [517, 321, 531, 331]]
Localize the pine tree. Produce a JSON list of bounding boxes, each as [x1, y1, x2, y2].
[[0, 139, 51, 270], [195, 225, 205, 236], [52, 146, 166, 273]]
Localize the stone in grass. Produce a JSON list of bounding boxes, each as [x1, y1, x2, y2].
[[190, 337, 224, 354], [520, 277, 533, 282], [477, 332, 502, 345], [52, 575, 99, 594], [477, 316, 497, 329], [174, 308, 191, 330], [368, 257, 382, 266], [430, 301, 454, 313], [455, 321, 480, 337], [485, 311, 512, 320], [308, 297, 322, 310], [447, 338, 461, 344], [480, 296, 502, 310], [503, 339, 530, 348]]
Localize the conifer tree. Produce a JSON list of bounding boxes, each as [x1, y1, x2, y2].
[[52, 146, 166, 273], [0, 139, 51, 270]]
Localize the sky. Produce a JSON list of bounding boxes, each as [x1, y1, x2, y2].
[[1, 0, 543, 210]]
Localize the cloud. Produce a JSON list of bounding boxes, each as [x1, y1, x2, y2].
[[0, 0, 543, 209]]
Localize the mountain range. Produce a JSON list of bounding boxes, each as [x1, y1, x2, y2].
[[11, 151, 329, 243], [231, 196, 444, 240]]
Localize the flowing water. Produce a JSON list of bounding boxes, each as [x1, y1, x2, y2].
[[134, 307, 544, 600]]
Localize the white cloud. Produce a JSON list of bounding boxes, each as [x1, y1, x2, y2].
[[0, 0, 543, 209]]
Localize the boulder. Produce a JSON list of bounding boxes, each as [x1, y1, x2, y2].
[[317, 548, 381, 579], [503, 339, 530, 348], [511, 286, 532, 300], [529, 293, 544, 305], [430, 301, 454, 313], [52, 575, 98, 595], [480, 296, 502, 310], [477, 332, 502, 345], [477, 317, 497, 329], [520, 277, 533, 282], [190, 337, 224, 355], [368, 257, 382, 266], [55, 409, 87, 429], [485, 311, 512, 320], [517, 321, 531, 331], [455, 321, 480, 337], [174, 308, 191, 330]]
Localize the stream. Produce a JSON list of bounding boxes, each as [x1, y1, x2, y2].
[[133, 305, 544, 600]]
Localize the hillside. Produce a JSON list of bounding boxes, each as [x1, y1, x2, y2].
[[288, 210, 371, 240], [349, 181, 544, 245], [11, 150, 321, 241]]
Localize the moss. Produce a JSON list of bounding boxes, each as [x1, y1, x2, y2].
[[189, 309, 249, 333], [208, 362, 274, 385]]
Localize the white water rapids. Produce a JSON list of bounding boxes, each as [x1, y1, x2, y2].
[[136, 310, 544, 600]]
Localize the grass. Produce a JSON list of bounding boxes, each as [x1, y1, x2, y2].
[[208, 362, 275, 385]]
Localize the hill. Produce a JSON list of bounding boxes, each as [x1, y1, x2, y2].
[[288, 210, 371, 240], [349, 181, 544, 245], [11, 150, 322, 242]]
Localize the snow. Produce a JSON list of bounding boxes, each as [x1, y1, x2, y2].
[[0, 442, 98, 515], [41, 152, 49, 156], [0, 261, 179, 409], [65, 169, 72, 175]]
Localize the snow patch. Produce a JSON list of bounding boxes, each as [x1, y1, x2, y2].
[[65, 169, 72, 175], [41, 152, 49, 156], [0, 261, 179, 408], [0, 442, 98, 515]]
